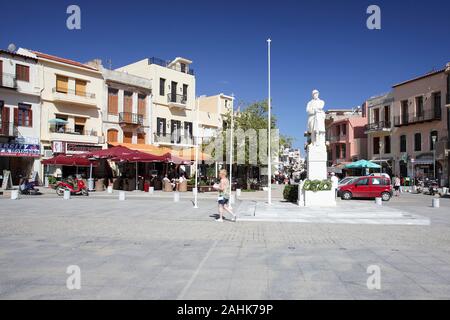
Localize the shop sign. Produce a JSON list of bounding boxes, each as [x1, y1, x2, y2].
[[66, 143, 102, 154], [0, 143, 40, 157], [52, 141, 66, 154]]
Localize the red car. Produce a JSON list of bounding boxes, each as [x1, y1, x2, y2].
[[337, 176, 393, 201]]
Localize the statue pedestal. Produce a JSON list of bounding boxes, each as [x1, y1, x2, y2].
[[307, 144, 327, 180], [298, 143, 336, 207]]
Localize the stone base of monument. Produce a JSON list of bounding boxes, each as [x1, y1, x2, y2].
[[299, 190, 336, 207]]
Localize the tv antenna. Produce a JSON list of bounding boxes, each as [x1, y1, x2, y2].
[[7, 43, 16, 52]]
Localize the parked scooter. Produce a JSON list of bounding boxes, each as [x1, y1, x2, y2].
[[425, 179, 439, 196], [55, 177, 89, 196], [415, 179, 424, 194], [19, 177, 41, 195]]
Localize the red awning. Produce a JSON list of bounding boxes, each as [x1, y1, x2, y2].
[[42, 154, 97, 167], [162, 153, 190, 165], [87, 145, 166, 163]]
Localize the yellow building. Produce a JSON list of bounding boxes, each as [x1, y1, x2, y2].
[[18, 48, 104, 176]]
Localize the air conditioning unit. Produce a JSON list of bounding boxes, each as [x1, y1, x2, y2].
[[44, 150, 53, 158]]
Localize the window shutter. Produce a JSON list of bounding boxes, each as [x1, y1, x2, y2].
[[14, 108, 18, 126], [0, 61, 3, 86], [25, 65, 30, 82], [56, 75, 68, 93]]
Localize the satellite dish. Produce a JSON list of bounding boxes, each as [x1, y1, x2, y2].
[[7, 43, 16, 52]]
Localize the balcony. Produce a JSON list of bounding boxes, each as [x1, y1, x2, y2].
[[119, 112, 144, 126], [327, 134, 347, 143], [52, 88, 97, 107], [154, 132, 195, 146], [49, 126, 100, 144], [0, 122, 18, 136], [0, 73, 17, 90], [167, 93, 187, 109], [394, 108, 441, 127], [149, 57, 195, 75], [364, 120, 391, 133]]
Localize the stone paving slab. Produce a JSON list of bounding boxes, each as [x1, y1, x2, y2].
[[237, 200, 430, 225]]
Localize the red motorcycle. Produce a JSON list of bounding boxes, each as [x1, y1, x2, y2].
[[55, 178, 89, 196]]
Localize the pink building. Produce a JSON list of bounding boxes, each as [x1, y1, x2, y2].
[[391, 67, 450, 186], [326, 109, 367, 170]]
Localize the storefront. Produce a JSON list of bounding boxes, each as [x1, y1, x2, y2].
[[0, 142, 40, 185]]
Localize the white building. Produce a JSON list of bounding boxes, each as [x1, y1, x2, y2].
[[0, 49, 41, 185]]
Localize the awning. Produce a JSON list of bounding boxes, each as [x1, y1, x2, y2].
[[42, 154, 97, 167], [109, 142, 211, 162], [86, 145, 166, 163], [413, 158, 434, 165]]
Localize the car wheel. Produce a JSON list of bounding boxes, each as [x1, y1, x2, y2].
[[381, 192, 391, 201], [342, 191, 352, 200]]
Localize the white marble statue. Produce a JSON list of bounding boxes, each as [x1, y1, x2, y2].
[[306, 89, 326, 147]]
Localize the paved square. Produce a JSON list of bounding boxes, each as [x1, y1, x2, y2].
[[1, 191, 450, 299]]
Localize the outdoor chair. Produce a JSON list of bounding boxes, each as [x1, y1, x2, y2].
[[178, 180, 188, 192], [163, 180, 173, 192]]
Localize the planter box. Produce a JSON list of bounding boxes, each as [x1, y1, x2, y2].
[[300, 189, 336, 207]]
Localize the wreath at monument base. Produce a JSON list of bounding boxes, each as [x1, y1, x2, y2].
[[302, 179, 332, 192]]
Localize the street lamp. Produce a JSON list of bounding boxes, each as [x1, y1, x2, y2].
[[432, 135, 437, 180], [267, 38, 272, 205]]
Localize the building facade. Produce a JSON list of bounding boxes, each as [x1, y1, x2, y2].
[[197, 93, 233, 144], [365, 92, 395, 175], [391, 67, 449, 186], [18, 48, 105, 177], [0, 50, 41, 185], [325, 108, 367, 169], [100, 64, 152, 146], [116, 57, 196, 148]]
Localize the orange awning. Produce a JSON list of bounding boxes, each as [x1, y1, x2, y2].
[[108, 142, 211, 162]]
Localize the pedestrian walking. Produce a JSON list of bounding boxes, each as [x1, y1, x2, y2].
[[394, 175, 401, 197], [213, 169, 236, 222], [330, 172, 339, 198]]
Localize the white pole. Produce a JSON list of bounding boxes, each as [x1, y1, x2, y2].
[[267, 38, 272, 205], [194, 98, 199, 208], [229, 94, 234, 199], [89, 163, 93, 179]]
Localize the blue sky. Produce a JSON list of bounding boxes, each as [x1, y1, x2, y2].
[[1, 0, 449, 149]]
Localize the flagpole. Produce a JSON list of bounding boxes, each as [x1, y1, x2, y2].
[[267, 38, 272, 205], [229, 94, 234, 200]]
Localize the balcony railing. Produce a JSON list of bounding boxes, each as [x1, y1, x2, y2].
[[119, 112, 144, 125], [0, 73, 18, 89], [49, 126, 98, 136], [364, 120, 391, 132], [154, 132, 195, 145], [167, 93, 187, 105], [52, 87, 96, 99], [149, 57, 194, 75], [394, 108, 441, 127], [327, 134, 347, 143], [0, 122, 18, 136]]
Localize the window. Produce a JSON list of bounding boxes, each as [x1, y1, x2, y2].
[[75, 79, 87, 96], [180, 63, 186, 73], [341, 144, 347, 159], [16, 64, 29, 82], [372, 177, 381, 185], [159, 78, 166, 96], [336, 125, 340, 136], [341, 124, 346, 135], [54, 114, 68, 132], [156, 117, 166, 136], [356, 178, 369, 185], [123, 131, 133, 144], [74, 117, 86, 134], [138, 94, 146, 116], [15, 103, 32, 127], [56, 75, 68, 93], [433, 92, 441, 118], [373, 108, 380, 123], [373, 137, 380, 154], [171, 120, 181, 143], [401, 100, 409, 123], [184, 121, 193, 139], [107, 129, 118, 143], [123, 91, 133, 114], [430, 131, 438, 151], [108, 88, 119, 115], [384, 105, 390, 124], [415, 96, 424, 118], [137, 133, 145, 144], [384, 136, 391, 154], [414, 133, 421, 151], [335, 145, 340, 159], [182, 84, 188, 100], [400, 135, 407, 152], [0, 61, 3, 86]]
